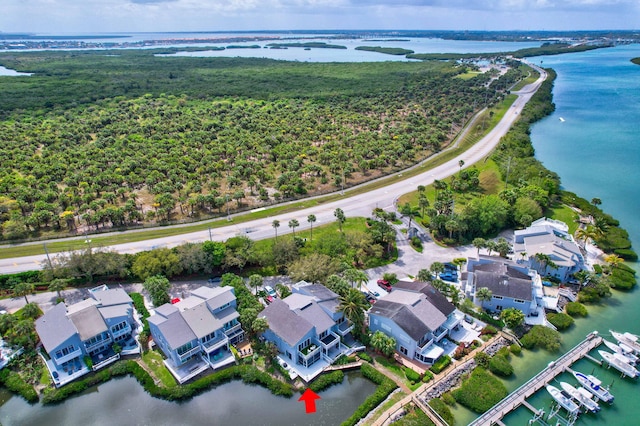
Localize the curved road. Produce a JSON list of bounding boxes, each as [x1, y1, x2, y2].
[[0, 63, 547, 275]]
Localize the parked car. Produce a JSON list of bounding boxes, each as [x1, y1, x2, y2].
[[377, 279, 392, 292], [265, 295, 274, 305], [265, 285, 277, 298]]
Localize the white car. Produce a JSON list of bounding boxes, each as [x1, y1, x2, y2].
[[264, 285, 277, 298]]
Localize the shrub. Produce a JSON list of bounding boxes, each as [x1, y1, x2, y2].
[[593, 264, 603, 274], [520, 325, 561, 352], [430, 355, 452, 375], [488, 355, 514, 377], [610, 267, 637, 290], [474, 352, 490, 368], [452, 368, 508, 413], [422, 370, 433, 383], [480, 325, 498, 336], [565, 301, 588, 317], [404, 367, 420, 382], [0, 369, 38, 403], [428, 397, 455, 425], [509, 344, 522, 355], [441, 391, 456, 406], [547, 312, 574, 330], [615, 249, 638, 261], [358, 352, 373, 363], [310, 371, 344, 393]]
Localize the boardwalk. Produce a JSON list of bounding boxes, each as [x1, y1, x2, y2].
[[468, 331, 603, 426]]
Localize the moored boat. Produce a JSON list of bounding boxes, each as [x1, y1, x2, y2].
[[610, 330, 640, 354], [603, 339, 639, 364], [546, 385, 580, 415], [572, 370, 614, 403], [560, 381, 600, 413], [600, 350, 640, 378]]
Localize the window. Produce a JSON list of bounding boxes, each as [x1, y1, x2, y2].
[[298, 338, 311, 351], [201, 331, 217, 343], [111, 321, 128, 332], [492, 295, 503, 300], [55, 344, 76, 359], [319, 330, 327, 339], [400, 346, 408, 355], [177, 342, 193, 355], [514, 299, 525, 304]]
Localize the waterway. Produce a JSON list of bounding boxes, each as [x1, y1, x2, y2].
[[456, 44, 640, 425], [0, 372, 376, 426]]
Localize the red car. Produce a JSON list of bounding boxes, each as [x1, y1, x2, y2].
[[377, 279, 392, 292]]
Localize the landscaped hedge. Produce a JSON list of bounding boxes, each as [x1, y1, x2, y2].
[[488, 355, 513, 377], [610, 267, 637, 290], [309, 370, 344, 393], [41, 361, 294, 404], [520, 325, 561, 352], [614, 249, 638, 261], [546, 312, 574, 330], [0, 271, 42, 289], [404, 367, 421, 383], [341, 363, 398, 426], [0, 368, 38, 403], [430, 355, 452, 374], [358, 352, 373, 363], [452, 368, 507, 413]]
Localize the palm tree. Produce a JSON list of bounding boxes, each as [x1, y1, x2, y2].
[[249, 274, 263, 296], [418, 194, 430, 218], [338, 288, 369, 331], [21, 302, 41, 320], [272, 220, 280, 241], [334, 208, 346, 233], [476, 287, 493, 304], [417, 269, 433, 282], [288, 219, 300, 238], [12, 282, 34, 304], [603, 254, 623, 273], [343, 268, 368, 290], [534, 253, 552, 275], [307, 214, 317, 241], [0, 314, 16, 335], [48, 278, 67, 299], [472, 237, 486, 258]]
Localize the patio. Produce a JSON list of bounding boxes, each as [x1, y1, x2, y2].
[[163, 355, 210, 384], [278, 355, 329, 383], [40, 354, 91, 388]]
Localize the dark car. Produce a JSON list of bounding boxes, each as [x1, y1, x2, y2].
[[377, 279, 392, 292]]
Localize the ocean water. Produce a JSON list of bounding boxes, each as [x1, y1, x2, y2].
[[468, 44, 640, 425]]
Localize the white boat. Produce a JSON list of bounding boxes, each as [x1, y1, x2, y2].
[[546, 385, 580, 415], [600, 350, 640, 378], [610, 330, 640, 354], [603, 339, 639, 364], [572, 370, 614, 403], [559, 117, 565, 122], [560, 382, 600, 413]]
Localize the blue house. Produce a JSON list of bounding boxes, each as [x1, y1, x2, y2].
[[35, 286, 139, 387], [368, 280, 461, 365], [259, 282, 352, 381], [148, 286, 243, 383]]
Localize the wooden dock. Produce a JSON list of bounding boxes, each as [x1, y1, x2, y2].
[[468, 331, 603, 426]]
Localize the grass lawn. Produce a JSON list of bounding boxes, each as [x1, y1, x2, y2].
[[375, 356, 421, 392], [548, 203, 579, 234], [391, 405, 435, 426], [365, 390, 406, 425], [142, 350, 177, 388]]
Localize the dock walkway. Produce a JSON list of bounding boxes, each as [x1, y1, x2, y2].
[[468, 331, 602, 426]]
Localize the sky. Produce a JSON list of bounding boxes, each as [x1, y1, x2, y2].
[[2, 0, 638, 34]]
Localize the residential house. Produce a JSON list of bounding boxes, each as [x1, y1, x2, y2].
[[465, 256, 543, 317], [368, 280, 462, 365], [259, 282, 351, 381], [513, 217, 585, 281], [35, 286, 139, 387], [148, 286, 243, 383]]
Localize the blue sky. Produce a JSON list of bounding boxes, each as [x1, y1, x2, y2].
[[2, 0, 638, 34]]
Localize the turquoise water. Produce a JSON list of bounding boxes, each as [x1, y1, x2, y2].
[[466, 45, 640, 425]]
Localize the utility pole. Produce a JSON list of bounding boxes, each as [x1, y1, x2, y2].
[[43, 242, 53, 270], [208, 227, 213, 242]]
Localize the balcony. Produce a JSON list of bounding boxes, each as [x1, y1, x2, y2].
[[111, 323, 132, 340], [433, 327, 448, 342], [84, 336, 113, 354], [53, 347, 83, 366], [320, 332, 340, 349], [92, 352, 120, 371], [417, 336, 434, 351], [335, 320, 354, 337], [201, 334, 229, 353], [298, 343, 321, 360], [178, 346, 202, 363]]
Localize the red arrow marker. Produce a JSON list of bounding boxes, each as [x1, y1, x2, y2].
[[298, 388, 321, 414]]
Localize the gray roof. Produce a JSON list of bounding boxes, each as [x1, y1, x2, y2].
[[191, 286, 236, 310], [35, 303, 78, 353], [370, 287, 448, 340], [295, 302, 335, 335], [394, 281, 456, 317], [98, 304, 131, 320], [92, 288, 132, 307], [296, 283, 339, 302], [155, 304, 179, 318], [471, 262, 533, 301], [283, 293, 315, 311], [68, 305, 108, 341], [215, 306, 239, 323], [152, 311, 197, 349], [260, 299, 313, 347], [180, 303, 218, 339]]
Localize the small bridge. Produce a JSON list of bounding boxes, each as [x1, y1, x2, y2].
[[324, 360, 363, 371]]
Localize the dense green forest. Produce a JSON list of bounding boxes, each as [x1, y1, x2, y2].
[[0, 50, 512, 241]]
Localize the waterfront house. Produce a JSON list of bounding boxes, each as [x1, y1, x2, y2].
[[259, 282, 352, 381], [368, 280, 462, 365], [35, 285, 139, 387], [465, 256, 544, 317], [147, 285, 243, 383], [513, 217, 585, 281]]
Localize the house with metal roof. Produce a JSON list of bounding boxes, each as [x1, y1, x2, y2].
[[35, 286, 139, 387], [368, 280, 460, 365], [259, 282, 352, 381], [147, 285, 243, 383], [513, 217, 585, 281]]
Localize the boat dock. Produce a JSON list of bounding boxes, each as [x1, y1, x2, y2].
[[468, 331, 603, 426]]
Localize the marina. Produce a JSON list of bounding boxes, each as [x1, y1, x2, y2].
[[559, 382, 600, 413], [599, 350, 640, 378]]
